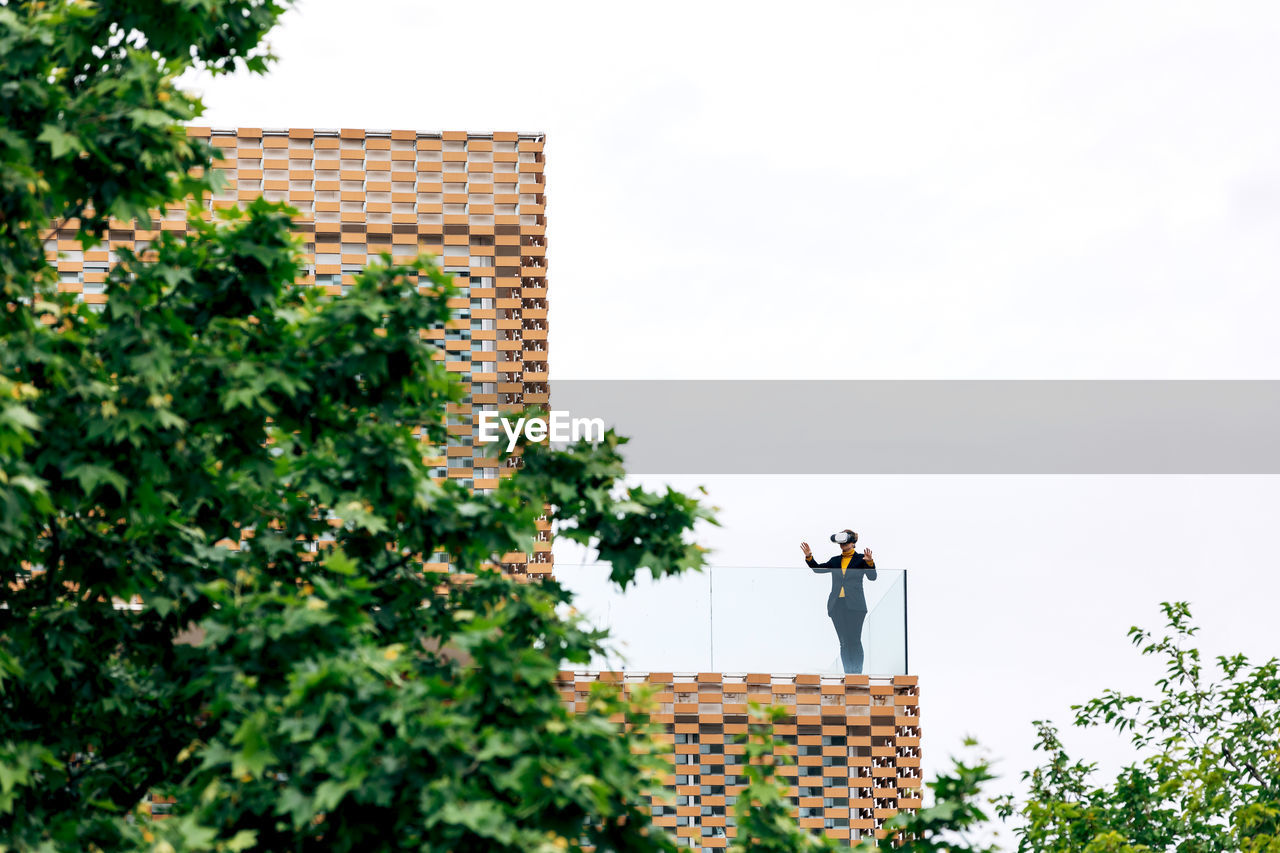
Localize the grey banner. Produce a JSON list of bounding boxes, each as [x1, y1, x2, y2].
[[541, 380, 1280, 474]]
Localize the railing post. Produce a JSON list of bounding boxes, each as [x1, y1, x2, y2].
[[903, 569, 909, 674], [708, 567, 714, 671]]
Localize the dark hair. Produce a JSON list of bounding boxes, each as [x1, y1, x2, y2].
[[844, 529, 858, 544]]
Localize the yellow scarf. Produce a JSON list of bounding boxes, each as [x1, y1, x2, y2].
[[838, 552, 854, 597]]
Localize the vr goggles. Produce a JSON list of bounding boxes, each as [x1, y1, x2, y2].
[[830, 530, 858, 545]]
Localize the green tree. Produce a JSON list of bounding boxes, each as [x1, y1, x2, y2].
[[997, 602, 1280, 853], [1, 2, 713, 850]]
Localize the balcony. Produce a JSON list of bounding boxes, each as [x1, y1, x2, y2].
[[556, 566, 908, 676]]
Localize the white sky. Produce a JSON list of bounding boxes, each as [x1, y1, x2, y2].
[[190, 0, 1280, 810]]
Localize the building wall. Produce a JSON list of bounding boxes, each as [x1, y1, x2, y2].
[[43, 126, 552, 574], [559, 672, 922, 849]]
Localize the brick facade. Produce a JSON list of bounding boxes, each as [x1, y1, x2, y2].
[[43, 126, 551, 574], [559, 672, 922, 848]]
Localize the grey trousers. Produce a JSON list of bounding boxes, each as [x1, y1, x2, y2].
[[829, 608, 867, 674]]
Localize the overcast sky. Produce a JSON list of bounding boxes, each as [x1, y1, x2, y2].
[[191, 0, 1280, 809]]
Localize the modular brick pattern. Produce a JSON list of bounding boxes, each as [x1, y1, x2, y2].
[[558, 672, 922, 849], [43, 127, 552, 575]]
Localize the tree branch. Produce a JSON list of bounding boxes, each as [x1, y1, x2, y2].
[[1220, 743, 1266, 788], [44, 517, 62, 607]]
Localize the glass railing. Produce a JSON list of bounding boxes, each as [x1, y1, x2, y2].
[[555, 566, 908, 676]]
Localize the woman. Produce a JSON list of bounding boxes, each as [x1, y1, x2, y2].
[[801, 529, 876, 674]]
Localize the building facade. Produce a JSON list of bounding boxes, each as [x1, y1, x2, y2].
[[45, 127, 920, 847], [45, 126, 553, 575], [559, 672, 921, 848]]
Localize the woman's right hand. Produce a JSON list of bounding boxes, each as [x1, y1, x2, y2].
[[800, 541, 812, 559]]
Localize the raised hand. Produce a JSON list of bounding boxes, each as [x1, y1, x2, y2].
[[800, 541, 812, 559]]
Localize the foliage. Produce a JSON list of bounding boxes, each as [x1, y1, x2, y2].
[[996, 602, 1280, 853], [0, 1, 716, 850], [1, 0, 285, 284]]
